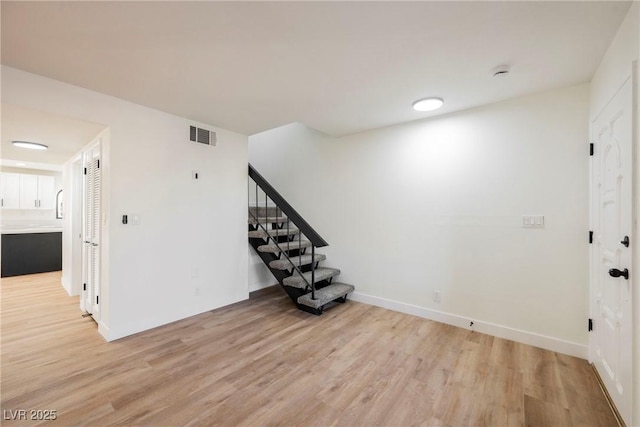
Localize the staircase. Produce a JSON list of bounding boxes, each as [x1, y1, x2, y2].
[[248, 165, 354, 315]]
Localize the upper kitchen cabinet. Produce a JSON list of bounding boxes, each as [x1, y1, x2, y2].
[[38, 176, 56, 209], [1, 172, 56, 210], [36, 176, 55, 209], [0, 172, 21, 209], [19, 174, 55, 210]]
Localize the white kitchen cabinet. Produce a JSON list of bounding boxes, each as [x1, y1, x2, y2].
[[19, 174, 39, 209], [37, 176, 55, 209], [18, 174, 55, 209], [0, 172, 21, 209]]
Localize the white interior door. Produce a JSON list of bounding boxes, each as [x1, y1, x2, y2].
[[590, 75, 633, 425], [81, 145, 101, 320]]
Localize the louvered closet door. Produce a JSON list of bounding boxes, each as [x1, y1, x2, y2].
[[81, 146, 101, 320], [90, 154, 101, 317], [82, 153, 93, 313]]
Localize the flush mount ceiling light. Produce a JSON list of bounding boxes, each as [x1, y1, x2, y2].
[[412, 97, 444, 112], [492, 64, 511, 77], [12, 141, 48, 150]]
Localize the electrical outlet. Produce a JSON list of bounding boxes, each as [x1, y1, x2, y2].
[[433, 290, 441, 303]]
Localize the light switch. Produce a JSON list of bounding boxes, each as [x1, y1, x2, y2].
[[522, 215, 544, 228], [132, 215, 140, 225]]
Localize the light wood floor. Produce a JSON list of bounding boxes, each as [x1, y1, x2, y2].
[[1, 272, 616, 427]]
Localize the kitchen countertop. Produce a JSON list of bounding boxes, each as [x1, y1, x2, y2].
[[1, 226, 63, 234]]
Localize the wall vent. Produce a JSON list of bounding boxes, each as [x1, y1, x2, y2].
[[190, 126, 217, 146]]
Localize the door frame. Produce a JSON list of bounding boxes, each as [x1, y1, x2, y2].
[[70, 155, 84, 296]]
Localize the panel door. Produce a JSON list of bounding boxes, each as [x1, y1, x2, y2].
[[590, 75, 633, 425]]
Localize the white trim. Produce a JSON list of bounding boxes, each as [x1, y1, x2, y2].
[[60, 274, 75, 296], [98, 321, 109, 342], [350, 291, 588, 359]]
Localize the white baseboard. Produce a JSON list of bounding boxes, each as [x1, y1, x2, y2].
[[98, 320, 112, 342], [98, 321, 110, 341], [350, 291, 588, 359], [61, 275, 73, 296]]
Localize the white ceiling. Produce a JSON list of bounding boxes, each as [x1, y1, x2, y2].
[[1, 103, 106, 166], [0, 1, 632, 138]]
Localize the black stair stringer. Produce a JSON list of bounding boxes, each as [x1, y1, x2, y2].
[[249, 232, 307, 303]]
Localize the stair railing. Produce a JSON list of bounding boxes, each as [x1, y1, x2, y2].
[[248, 164, 328, 300]]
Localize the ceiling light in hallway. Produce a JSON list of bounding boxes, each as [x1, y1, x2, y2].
[[412, 97, 444, 112], [12, 141, 48, 150]]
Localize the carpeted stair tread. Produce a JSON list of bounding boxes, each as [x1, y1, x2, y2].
[[248, 216, 288, 225], [257, 240, 311, 253], [297, 283, 355, 309], [248, 228, 300, 239], [283, 267, 340, 289], [269, 253, 327, 270], [248, 206, 282, 217]]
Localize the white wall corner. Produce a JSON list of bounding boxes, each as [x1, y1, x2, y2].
[[98, 321, 110, 342], [350, 292, 588, 359], [60, 274, 78, 296]]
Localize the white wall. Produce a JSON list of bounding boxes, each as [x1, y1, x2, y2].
[[250, 84, 590, 357], [249, 246, 275, 291], [589, 3, 639, 425], [3, 66, 249, 341]]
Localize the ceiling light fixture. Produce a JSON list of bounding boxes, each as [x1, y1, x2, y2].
[[412, 97, 444, 112], [492, 65, 510, 77], [12, 141, 48, 150]]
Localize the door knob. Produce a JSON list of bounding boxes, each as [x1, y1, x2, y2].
[[620, 236, 629, 247], [609, 268, 629, 280]]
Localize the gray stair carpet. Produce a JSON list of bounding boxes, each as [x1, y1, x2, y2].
[[248, 228, 300, 239], [258, 240, 311, 254], [269, 254, 327, 270], [249, 206, 283, 217], [298, 283, 355, 309], [248, 216, 288, 225], [283, 267, 341, 289]]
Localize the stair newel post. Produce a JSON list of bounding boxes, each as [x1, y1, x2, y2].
[[311, 245, 316, 300]]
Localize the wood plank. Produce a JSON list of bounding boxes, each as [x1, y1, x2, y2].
[[524, 394, 573, 427], [0, 272, 616, 426]]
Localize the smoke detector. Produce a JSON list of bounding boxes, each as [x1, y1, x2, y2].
[[492, 65, 510, 77]]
